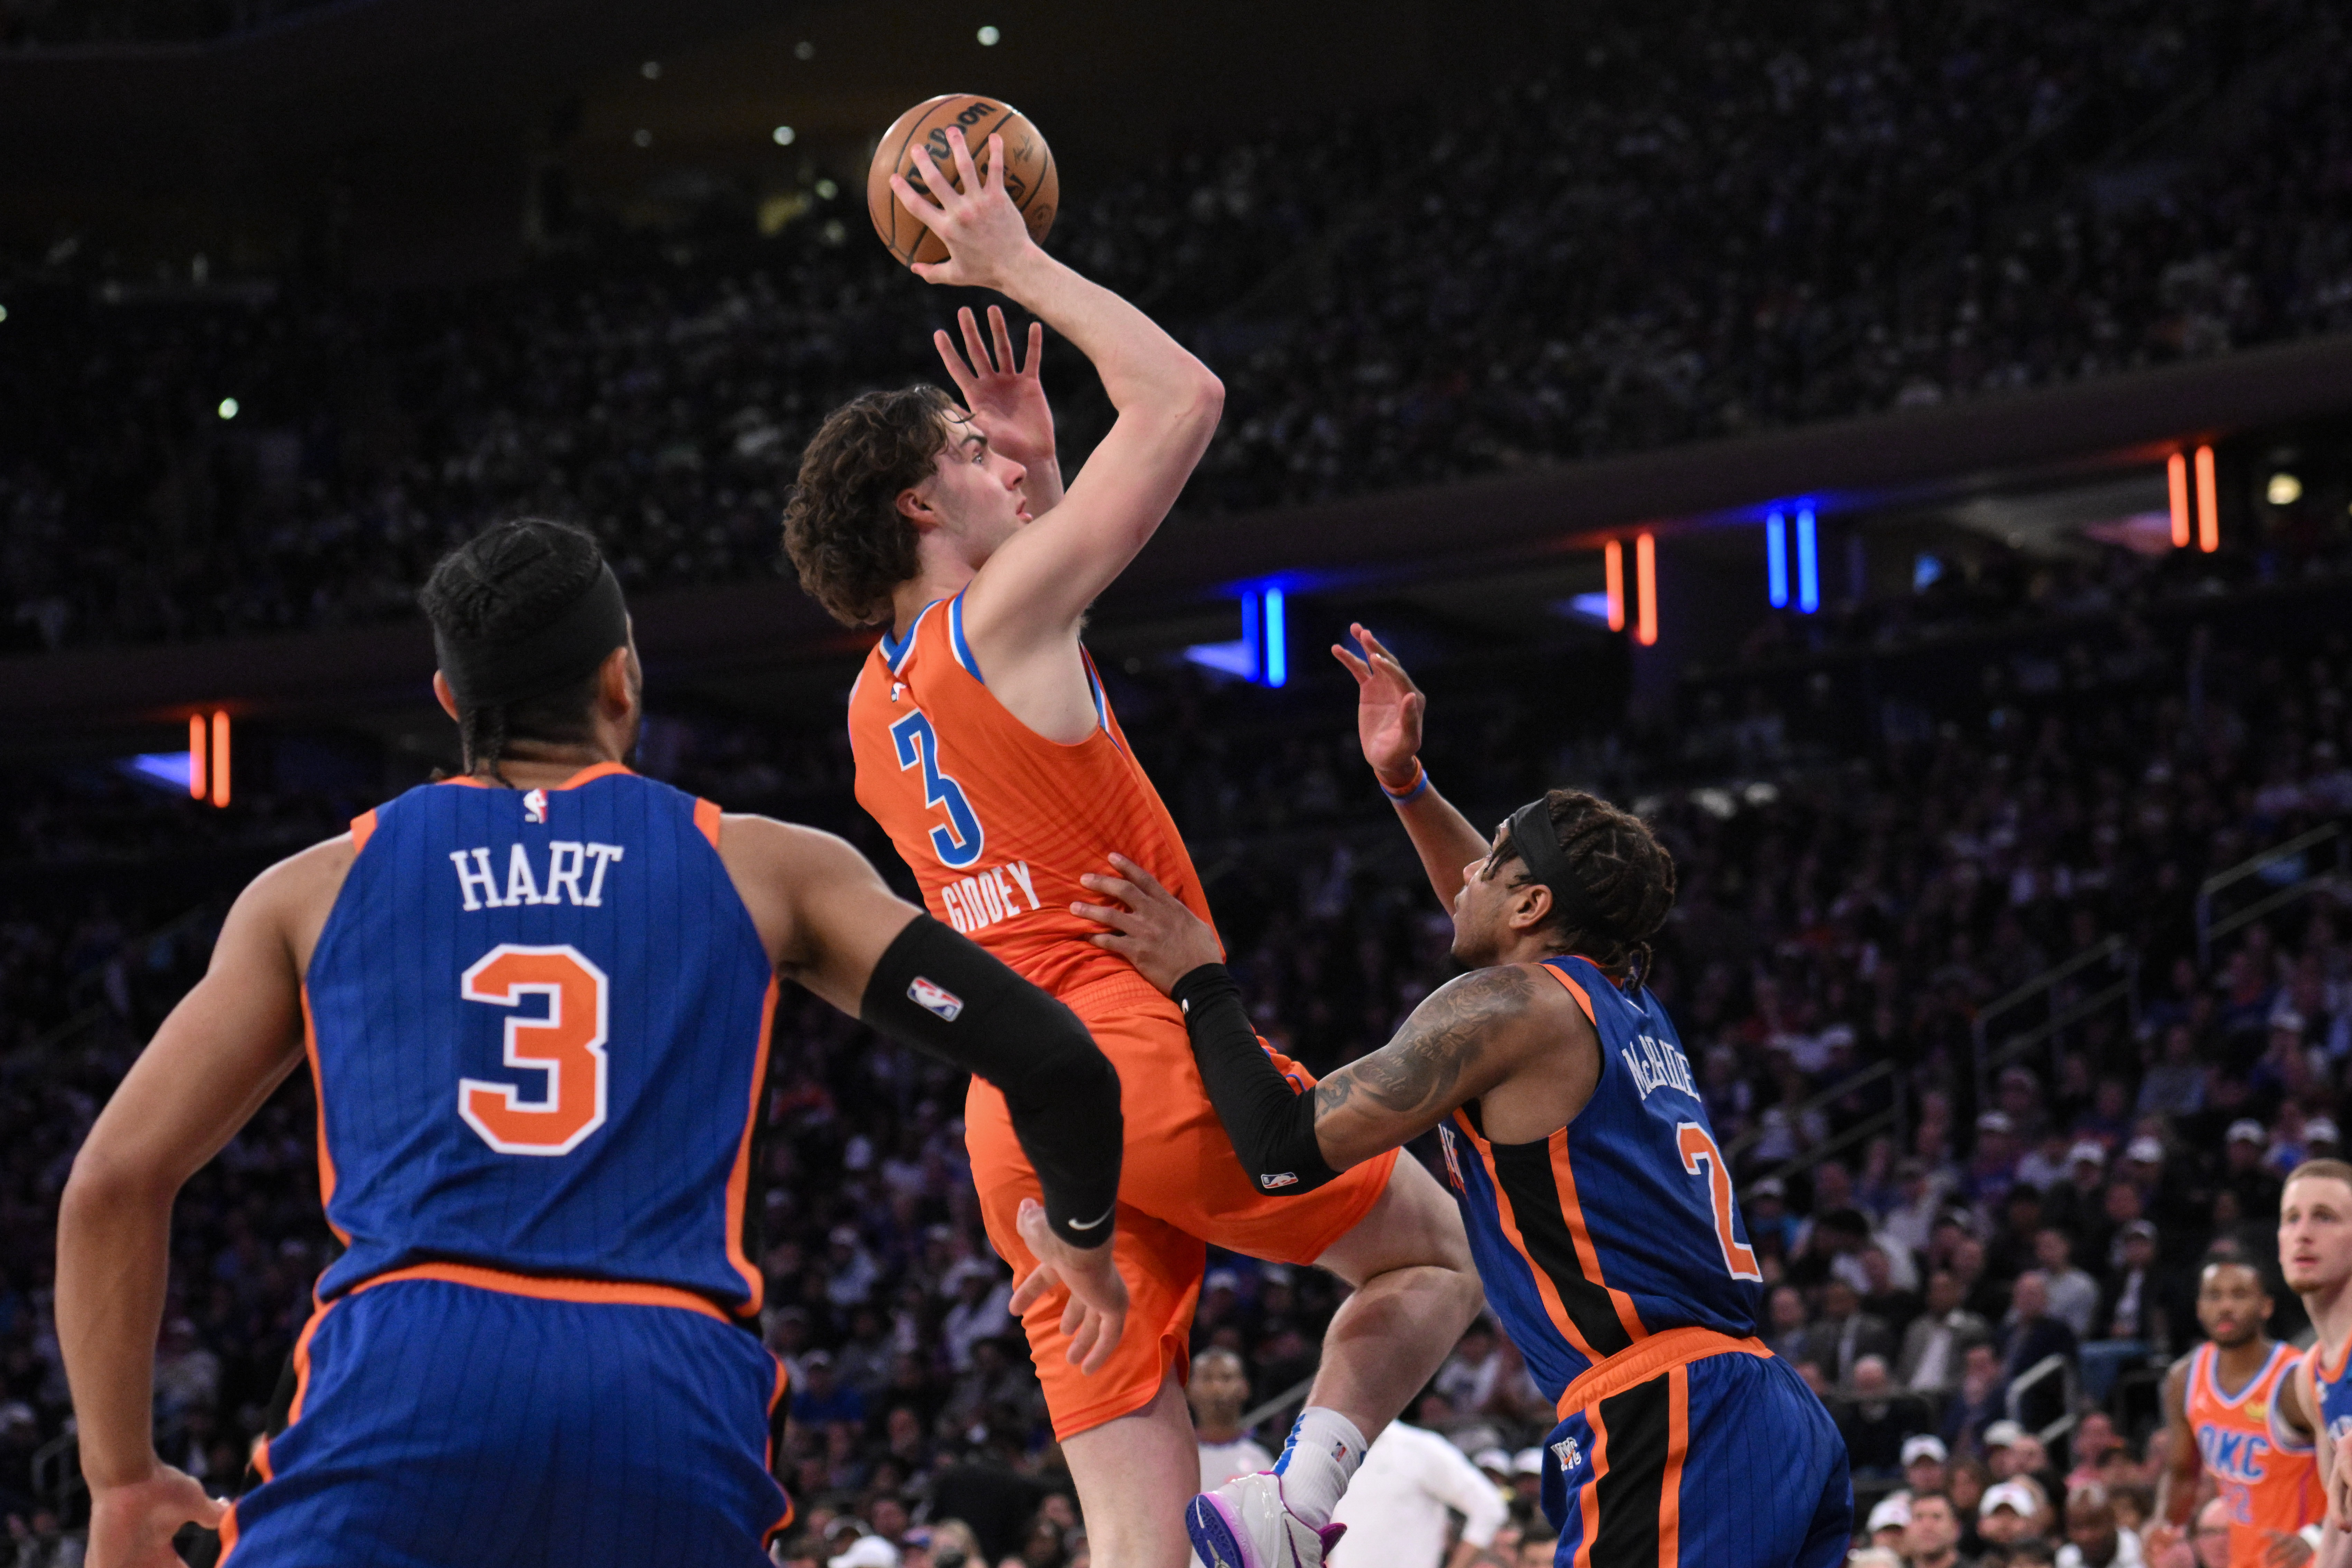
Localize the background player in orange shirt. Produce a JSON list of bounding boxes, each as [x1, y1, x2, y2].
[[2152, 1259, 2320, 1566], [784, 130, 1482, 1568]]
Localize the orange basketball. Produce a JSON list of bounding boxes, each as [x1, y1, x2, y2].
[[867, 94, 1058, 269]]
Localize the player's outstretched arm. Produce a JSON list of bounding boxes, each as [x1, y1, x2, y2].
[[727, 816, 1129, 1372], [58, 844, 337, 1565], [1336, 624, 1489, 910], [892, 129, 1222, 664], [1076, 855, 1576, 1180], [2153, 1357, 2201, 1525]]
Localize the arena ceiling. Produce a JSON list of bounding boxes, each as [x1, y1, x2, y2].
[[0, 0, 1555, 277]]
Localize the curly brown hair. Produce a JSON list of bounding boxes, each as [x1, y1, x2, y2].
[[782, 384, 959, 626], [1497, 787, 1679, 980]]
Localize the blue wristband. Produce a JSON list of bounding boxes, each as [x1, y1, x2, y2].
[[1379, 762, 1430, 803]]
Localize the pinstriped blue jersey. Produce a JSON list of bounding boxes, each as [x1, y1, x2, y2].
[[1437, 955, 1762, 1401], [305, 766, 778, 1312]]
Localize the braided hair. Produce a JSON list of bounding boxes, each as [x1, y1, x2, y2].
[[1499, 788, 1678, 982], [418, 519, 609, 782]]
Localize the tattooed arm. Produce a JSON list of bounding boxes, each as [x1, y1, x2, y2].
[[1309, 966, 1556, 1167], [1076, 854, 1586, 1187]]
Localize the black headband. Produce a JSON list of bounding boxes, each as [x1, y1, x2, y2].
[[1506, 797, 1603, 939], [433, 562, 629, 710]]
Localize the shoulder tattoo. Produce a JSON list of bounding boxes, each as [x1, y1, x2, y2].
[[1315, 964, 1546, 1122]]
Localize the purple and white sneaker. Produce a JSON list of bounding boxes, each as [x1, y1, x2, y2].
[[1185, 1471, 1346, 1568]]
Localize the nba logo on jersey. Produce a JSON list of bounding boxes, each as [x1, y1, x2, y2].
[[908, 976, 964, 1021], [523, 789, 548, 824], [1551, 1435, 1582, 1473]]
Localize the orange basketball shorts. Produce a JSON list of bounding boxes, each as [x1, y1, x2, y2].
[[966, 971, 1398, 1440]]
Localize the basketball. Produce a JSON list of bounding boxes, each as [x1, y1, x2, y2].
[[867, 93, 1058, 269]]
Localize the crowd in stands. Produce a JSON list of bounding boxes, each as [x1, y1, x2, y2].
[[0, 533, 2344, 1564], [6, 0, 2352, 652]]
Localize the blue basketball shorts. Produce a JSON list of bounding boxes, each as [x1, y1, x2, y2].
[[1541, 1346, 1851, 1568], [218, 1273, 791, 1568]]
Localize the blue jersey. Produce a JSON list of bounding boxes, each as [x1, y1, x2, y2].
[[1437, 955, 1762, 1404], [305, 765, 778, 1313], [2313, 1331, 2352, 1451]]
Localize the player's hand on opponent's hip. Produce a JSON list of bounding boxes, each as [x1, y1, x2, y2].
[[1332, 623, 1426, 791], [86, 1464, 227, 1568], [1074, 854, 1222, 995], [890, 128, 1037, 291], [1011, 1197, 1128, 1376]]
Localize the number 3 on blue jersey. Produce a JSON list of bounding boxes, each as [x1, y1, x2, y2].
[[889, 708, 985, 868]]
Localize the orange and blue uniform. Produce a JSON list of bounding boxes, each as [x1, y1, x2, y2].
[[220, 765, 792, 1565], [1438, 957, 1850, 1566], [2189, 1340, 2320, 1560], [848, 593, 1396, 1436]]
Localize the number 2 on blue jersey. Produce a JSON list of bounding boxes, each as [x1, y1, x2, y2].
[[889, 708, 985, 868]]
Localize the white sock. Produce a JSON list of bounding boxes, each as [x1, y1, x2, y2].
[[1270, 1406, 1367, 1528]]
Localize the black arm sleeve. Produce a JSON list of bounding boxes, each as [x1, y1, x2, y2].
[[860, 916, 1121, 1247], [1167, 962, 1339, 1197]]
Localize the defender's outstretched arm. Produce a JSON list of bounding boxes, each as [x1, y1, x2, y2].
[[727, 815, 1129, 1369], [892, 129, 1222, 660]]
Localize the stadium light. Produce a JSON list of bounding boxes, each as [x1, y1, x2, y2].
[[772, 125, 796, 146], [211, 710, 231, 807], [2268, 472, 2303, 507], [814, 178, 839, 200], [1634, 532, 1658, 647], [794, 40, 814, 60], [641, 60, 661, 79], [1260, 586, 1286, 687], [2167, 452, 2191, 548], [0, 304, 9, 324], [977, 25, 1001, 44], [188, 714, 207, 800], [1795, 506, 1819, 614], [633, 129, 653, 149], [1765, 510, 1789, 608], [217, 398, 239, 420], [2195, 445, 2219, 552], [1603, 540, 1625, 632]]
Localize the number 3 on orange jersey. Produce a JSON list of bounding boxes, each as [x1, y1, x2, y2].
[[458, 944, 609, 1156], [1676, 1122, 1763, 1282]]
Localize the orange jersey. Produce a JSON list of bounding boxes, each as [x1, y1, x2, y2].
[[2186, 1340, 2320, 1554], [847, 592, 1214, 997]]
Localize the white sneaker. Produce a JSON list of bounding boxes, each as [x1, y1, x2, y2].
[[1185, 1471, 1346, 1568]]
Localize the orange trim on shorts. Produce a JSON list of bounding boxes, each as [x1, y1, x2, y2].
[[348, 809, 377, 855], [349, 1262, 731, 1323], [223, 1296, 340, 1563], [1555, 1325, 1770, 1421], [1460, 1111, 1600, 1364], [1658, 1363, 1690, 1567], [298, 987, 350, 1247], [724, 978, 782, 1313], [764, 1354, 796, 1544], [1548, 1133, 1646, 1343], [693, 797, 723, 848], [1571, 1393, 1609, 1568]]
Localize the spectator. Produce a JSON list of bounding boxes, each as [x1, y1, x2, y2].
[[1187, 1348, 1274, 1491], [1802, 1279, 1896, 1387], [1327, 1419, 1509, 1568], [2000, 1274, 2079, 1434], [1835, 1355, 1935, 1477], [1865, 1495, 1911, 1557], [1762, 1284, 1811, 1363], [2220, 1122, 2285, 1224], [791, 1350, 868, 1429], [1980, 1478, 2043, 1549], [1902, 1270, 1994, 1392], [1905, 1491, 1970, 1568], [2056, 1482, 2144, 1568], [2034, 1230, 2101, 1340]]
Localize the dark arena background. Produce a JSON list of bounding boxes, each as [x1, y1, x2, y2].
[[4, 0, 2352, 1563]]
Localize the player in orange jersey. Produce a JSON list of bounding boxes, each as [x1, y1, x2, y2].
[[2152, 1259, 2320, 1565], [785, 129, 1482, 1568]]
